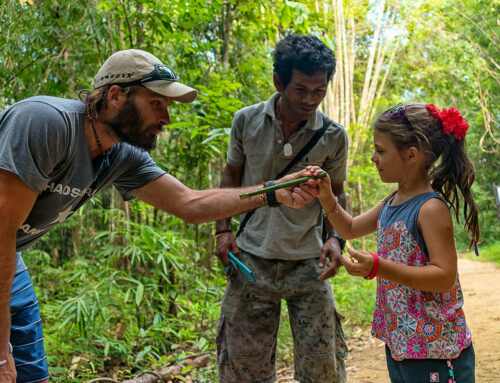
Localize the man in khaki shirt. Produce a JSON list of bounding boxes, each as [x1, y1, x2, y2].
[[215, 34, 349, 383]]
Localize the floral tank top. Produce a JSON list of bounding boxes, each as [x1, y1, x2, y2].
[[372, 191, 472, 361]]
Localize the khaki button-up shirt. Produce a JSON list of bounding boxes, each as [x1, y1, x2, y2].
[[228, 93, 348, 260]]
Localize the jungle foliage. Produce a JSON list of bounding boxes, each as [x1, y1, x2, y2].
[[1, 0, 498, 380]]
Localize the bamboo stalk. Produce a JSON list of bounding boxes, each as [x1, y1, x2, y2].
[[336, 0, 345, 126], [341, 0, 350, 128], [372, 38, 399, 123], [348, 16, 356, 126], [359, 0, 385, 125], [364, 33, 387, 127]]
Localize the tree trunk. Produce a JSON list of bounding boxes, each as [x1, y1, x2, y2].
[[221, 0, 234, 69]]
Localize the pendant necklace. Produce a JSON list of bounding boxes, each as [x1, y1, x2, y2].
[[283, 142, 293, 157], [276, 98, 293, 158]]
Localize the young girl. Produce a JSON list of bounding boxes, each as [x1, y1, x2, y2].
[[308, 103, 479, 383]]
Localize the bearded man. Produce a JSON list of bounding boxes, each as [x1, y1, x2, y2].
[[0, 49, 317, 382]]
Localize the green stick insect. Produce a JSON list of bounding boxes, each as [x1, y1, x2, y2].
[[239, 170, 327, 199]]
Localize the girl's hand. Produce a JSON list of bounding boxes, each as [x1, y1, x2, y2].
[[339, 247, 374, 278], [304, 166, 336, 210]]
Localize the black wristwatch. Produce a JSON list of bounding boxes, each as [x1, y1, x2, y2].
[[264, 181, 280, 207]]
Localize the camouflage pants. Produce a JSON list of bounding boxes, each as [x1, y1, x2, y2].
[[217, 250, 348, 383]]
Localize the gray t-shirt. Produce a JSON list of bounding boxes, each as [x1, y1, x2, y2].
[[0, 96, 166, 250], [228, 93, 348, 260]]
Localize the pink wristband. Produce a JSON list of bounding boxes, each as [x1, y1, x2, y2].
[[364, 252, 379, 280]]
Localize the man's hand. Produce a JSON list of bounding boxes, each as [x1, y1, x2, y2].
[[274, 168, 320, 208], [0, 351, 16, 383], [319, 237, 343, 280], [215, 231, 239, 265]]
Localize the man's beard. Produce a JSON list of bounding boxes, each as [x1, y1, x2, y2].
[[108, 98, 160, 151]]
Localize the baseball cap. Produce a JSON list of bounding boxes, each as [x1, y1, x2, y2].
[[93, 49, 197, 103]]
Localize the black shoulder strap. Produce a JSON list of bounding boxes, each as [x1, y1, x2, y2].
[[236, 116, 329, 237]]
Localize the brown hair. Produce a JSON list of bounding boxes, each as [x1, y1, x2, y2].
[[374, 103, 480, 247], [79, 84, 140, 120]]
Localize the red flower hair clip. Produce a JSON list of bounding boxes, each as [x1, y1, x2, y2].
[[425, 104, 469, 141]]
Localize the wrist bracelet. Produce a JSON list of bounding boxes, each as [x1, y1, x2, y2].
[[327, 199, 340, 216], [261, 192, 267, 206], [364, 252, 379, 280]]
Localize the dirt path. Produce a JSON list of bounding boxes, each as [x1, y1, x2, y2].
[[277, 258, 500, 382]]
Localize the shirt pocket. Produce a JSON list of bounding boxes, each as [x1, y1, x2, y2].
[[245, 151, 274, 181]]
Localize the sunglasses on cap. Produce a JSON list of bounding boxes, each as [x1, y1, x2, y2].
[[120, 64, 179, 87], [141, 64, 179, 83]]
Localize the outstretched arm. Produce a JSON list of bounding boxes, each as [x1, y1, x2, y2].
[[323, 197, 382, 240], [132, 169, 319, 224], [215, 163, 243, 233], [307, 166, 382, 239]]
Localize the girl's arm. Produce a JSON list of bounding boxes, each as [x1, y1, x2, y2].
[[324, 197, 383, 240], [307, 166, 382, 239], [341, 198, 458, 293]]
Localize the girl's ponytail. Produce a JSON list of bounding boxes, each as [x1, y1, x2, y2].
[[430, 133, 480, 248], [425, 105, 479, 248]]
